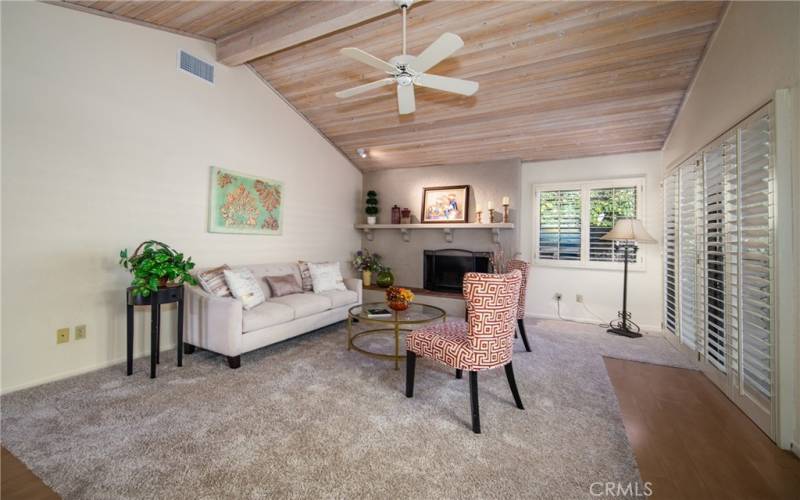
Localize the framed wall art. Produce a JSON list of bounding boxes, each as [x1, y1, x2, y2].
[[209, 167, 283, 235], [421, 185, 470, 223]]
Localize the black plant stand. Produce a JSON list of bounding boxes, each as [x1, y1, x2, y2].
[[126, 285, 184, 378]]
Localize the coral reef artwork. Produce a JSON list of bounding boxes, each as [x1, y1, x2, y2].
[[209, 167, 283, 235]]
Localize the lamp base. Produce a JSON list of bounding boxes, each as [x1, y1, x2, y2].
[[607, 326, 642, 339]]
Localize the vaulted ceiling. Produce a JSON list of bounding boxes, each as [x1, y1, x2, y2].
[[59, 1, 725, 171]]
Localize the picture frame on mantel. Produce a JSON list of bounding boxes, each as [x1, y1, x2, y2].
[[421, 185, 470, 224]]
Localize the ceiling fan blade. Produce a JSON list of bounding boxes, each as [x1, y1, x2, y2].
[[407, 32, 464, 74], [397, 84, 416, 115], [335, 78, 395, 99], [340, 48, 397, 74], [414, 73, 479, 96]]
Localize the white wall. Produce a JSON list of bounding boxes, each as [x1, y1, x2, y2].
[[661, 1, 800, 450], [520, 152, 663, 331], [1, 2, 362, 392]]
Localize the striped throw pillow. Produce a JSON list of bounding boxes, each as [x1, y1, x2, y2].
[[197, 265, 232, 297]]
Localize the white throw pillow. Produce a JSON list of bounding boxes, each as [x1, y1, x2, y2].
[[223, 269, 266, 310], [308, 262, 347, 293]]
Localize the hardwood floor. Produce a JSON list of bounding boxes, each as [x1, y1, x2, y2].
[[605, 357, 800, 499], [3, 359, 798, 499], [1, 448, 58, 499]]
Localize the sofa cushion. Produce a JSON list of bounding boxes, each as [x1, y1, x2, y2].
[[318, 289, 358, 308], [308, 261, 346, 293], [264, 274, 302, 297], [223, 269, 266, 310], [269, 293, 332, 319], [243, 301, 295, 332], [246, 263, 302, 300]]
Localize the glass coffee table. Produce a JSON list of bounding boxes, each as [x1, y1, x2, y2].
[[347, 302, 446, 369]]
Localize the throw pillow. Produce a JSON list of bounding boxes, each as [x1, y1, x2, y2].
[[297, 261, 314, 292], [308, 261, 347, 293], [264, 274, 303, 297], [197, 265, 232, 297], [223, 269, 266, 310]]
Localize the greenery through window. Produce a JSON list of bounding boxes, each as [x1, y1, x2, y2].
[[538, 190, 581, 261], [589, 187, 638, 263]]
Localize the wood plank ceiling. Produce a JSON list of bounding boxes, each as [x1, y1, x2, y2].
[[60, 1, 725, 171]]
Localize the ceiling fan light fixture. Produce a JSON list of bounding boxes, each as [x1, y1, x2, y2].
[[356, 148, 368, 159]]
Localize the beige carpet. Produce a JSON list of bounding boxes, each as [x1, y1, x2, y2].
[[1, 319, 691, 499]]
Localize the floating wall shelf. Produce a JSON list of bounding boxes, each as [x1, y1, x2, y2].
[[354, 223, 514, 243]]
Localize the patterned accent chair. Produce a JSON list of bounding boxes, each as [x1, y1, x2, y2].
[[506, 259, 531, 352], [405, 271, 524, 433]]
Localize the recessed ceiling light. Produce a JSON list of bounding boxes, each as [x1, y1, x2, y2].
[[356, 148, 368, 159]]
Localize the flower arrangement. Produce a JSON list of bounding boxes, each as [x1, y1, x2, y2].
[[386, 286, 414, 311], [352, 249, 381, 272]]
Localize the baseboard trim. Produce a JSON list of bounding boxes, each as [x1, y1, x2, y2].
[[1, 343, 177, 395], [526, 313, 661, 334]]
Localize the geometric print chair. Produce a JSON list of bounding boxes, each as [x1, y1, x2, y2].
[[405, 270, 524, 434], [506, 259, 531, 352]]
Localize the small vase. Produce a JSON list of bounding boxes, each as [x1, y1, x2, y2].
[[367, 216, 377, 225], [376, 270, 394, 288], [362, 270, 372, 287], [388, 300, 408, 311]]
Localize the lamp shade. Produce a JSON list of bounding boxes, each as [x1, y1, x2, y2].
[[600, 218, 656, 243]]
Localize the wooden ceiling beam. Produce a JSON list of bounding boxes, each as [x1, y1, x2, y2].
[[216, 1, 402, 66]]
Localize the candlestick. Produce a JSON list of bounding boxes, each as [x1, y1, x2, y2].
[[488, 208, 495, 223], [487, 200, 493, 211], [502, 203, 510, 223], [502, 196, 510, 205], [475, 210, 482, 224]]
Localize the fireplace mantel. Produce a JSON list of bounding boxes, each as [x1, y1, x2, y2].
[[354, 222, 513, 243]]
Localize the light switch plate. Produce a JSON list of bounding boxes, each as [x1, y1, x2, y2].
[[75, 325, 87, 340], [57, 328, 70, 344]]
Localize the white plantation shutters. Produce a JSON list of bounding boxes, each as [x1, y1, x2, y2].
[[738, 112, 773, 407], [589, 187, 638, 263], [662, 173, 678, 336], [703, 142, 727, 371], [537, 190, 581, 261], [663, 103, 775, 438], [678, 159, 702, 350]]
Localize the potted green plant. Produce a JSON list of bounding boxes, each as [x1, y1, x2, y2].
[[365, 190, 378, 225], [119, 240, 197, 297]]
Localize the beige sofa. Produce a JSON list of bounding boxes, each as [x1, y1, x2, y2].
[[185, 262, 362, 368]]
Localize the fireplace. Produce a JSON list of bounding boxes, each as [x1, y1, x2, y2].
[[423, 249, 492, 293]]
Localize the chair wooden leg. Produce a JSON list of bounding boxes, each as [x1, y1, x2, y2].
[[469, 371, 481, 434], [227, 356, 241, 369], [517, 319, 531, 352], [405, 351, 416, 398], [504, 362, 524, 410], [455, 369, 462, 379]]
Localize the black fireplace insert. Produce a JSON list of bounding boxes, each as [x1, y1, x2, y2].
[[423, 249, 492, 293]]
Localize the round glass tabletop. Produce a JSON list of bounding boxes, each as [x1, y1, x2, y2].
[[348, 302, 446, 324]]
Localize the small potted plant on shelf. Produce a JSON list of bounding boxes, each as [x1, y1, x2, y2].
[[353, 249, 380, 287], [386, 286, 414, 311], [365, 190, 379, 225], [119, 240, 197, 297]]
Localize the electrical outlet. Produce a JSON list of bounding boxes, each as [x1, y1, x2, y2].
[[576, 294, 584, 303], [75, 324, 87, 340], [554, 292, 562, 301], [57, 328, 70, 344]]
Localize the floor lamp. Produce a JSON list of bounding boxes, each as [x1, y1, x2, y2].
[[600, 218, 656, 338]]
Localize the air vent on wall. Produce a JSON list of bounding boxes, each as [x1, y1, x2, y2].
[[178, 50, 214, 85]]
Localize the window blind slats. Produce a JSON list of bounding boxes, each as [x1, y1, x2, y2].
[[538, 190, 581, 261], [663, 173, 679, 335]]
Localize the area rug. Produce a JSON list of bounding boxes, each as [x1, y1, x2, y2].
[[1, 318, 692, 499]]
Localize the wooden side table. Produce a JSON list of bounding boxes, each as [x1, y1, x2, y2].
[[126, 285, 184, 379]]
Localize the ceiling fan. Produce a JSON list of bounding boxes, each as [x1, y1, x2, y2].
[[335, 0, 478, 115]]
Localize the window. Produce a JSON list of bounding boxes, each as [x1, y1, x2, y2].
[[537, 190, 581, 261], [534, 178, 645, 269]]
